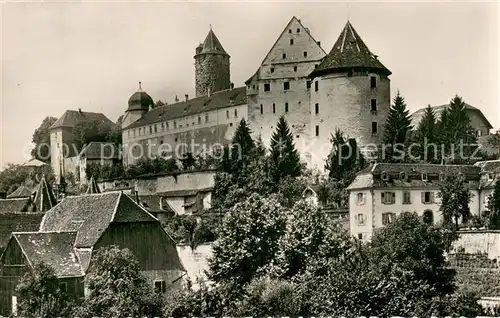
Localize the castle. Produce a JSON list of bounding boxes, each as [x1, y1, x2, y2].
[[121, 17, 391, 170]]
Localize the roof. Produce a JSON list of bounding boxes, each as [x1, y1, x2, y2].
[[49, 110, 115, 130], [33, 174, 57, 212], [12, 232, 84, 277], [474, 160, 500, 173], [7, 186, 33, 199], [79, 142, 120, 160], [310, 21, 391, 78], [156, 187, 213, 198], [411, 103, 493, 129], [86, 176, 101, 194], [371, 163, 481, 176], [21, 158, 48, 168], [0, 198, 35, 214], [123, 87, 246, 130], [0, 213, 45, 250], [195, 28, 229, 56], [136, 195, 174, 214], [128, 82, 154, 112], [39, 192, 157, 248]]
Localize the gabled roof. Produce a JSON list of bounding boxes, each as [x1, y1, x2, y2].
[[0, 213, 45, 251], [49, 110, 115, 130], [0, 198, 35, 214], [371, 163, 480, 176], [79, 142, 120, 160], [33, 174, 57, 212], [7, 186, 33, 199], [196, 28, 229, 56], [40, 192, 157, 248], [21, 158, 48, 168], [123, 87, 246, 130], [86, 176, 101, 194], [156, 187, 213, 198], [310, 21, 391, 78], [12, 232, 84, 277], [411, 103, 493, 130]]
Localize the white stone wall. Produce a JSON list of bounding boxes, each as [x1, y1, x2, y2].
[[349, 189, 374, 241], [176, 243, 213, 286], [453, 231, 500, 260]]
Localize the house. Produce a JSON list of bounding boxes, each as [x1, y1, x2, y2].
[[78, 142, 121, 184], [347, 163, 483, 241], [0, 191, 186, 316], [475, 159, 500, 212], [157, 187, 213, 215]]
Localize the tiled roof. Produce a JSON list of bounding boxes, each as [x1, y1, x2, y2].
[[123, 87, 246, 130], [75, 248, 92, 272], [347, 173, 374, 190], [196, 28, 229, 56], [7, 186, 33, 199], [0, 213, 44, 251], [21, 158, 48, 167], [475, 160, 500, 173], [411, 103, 493, 129], [13, 232, 84, 277], [310, 21, 391, 78], [371, 163, 480, 176], [0, 198, 35, 214], [50, 110, 115, 130], [86, 176, 101, 194], [156, 187, 213, 198], [40, 192, 156, 248], [33, 174, 57, 212], [80, 142, 119, 160], [136, 195, 174, 214]]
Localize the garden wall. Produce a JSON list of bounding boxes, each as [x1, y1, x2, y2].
[[453, 230, 500, 260], [176, 243, 213, 285]]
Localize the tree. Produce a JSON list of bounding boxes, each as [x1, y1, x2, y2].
[[438, 174, 474, 226], [208, 193, 287, 285], [231, 118, 255, 169], [269, 116, 302, 182], [16, 262, 76, 317], [382, 91, 413, 162], [73, 120, 111, 151], [0, 163, 54, 194], [324, 128, 365, 183], [31, 116, 57, 163], [75, 246, 162, 317], [413, 105, 439, 163], [487, 180, 500, 229], [105, 115, 123, 146]]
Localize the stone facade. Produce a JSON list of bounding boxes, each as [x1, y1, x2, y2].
[[195, 53, 230, 97]]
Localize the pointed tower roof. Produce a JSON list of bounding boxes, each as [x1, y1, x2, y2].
[[310, 21, 391, 78], [196, 28, 229, 56], [7, 185, 33, 199], [33, 174, 57, 212], [86, 176, 101, 194]]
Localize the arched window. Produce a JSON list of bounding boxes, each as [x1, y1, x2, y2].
[[423, 210, 434, 224]]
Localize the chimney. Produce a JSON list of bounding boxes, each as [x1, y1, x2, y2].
[[78, 108, 82, 113], [185, 94, 189, 102], [175, 95, 179, 102], [317, 41, 321, 47], [0, 192, 6, 199], [230, 82, 234, 90]]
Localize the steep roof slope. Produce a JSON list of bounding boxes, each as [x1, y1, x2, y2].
[[33, 174, 57, 212], [0, 198, 34, 214], [0, 213, 44, 251], [196, 28, 229, 56], [50, 110, 115, 130], [7, 186, 33, 199]]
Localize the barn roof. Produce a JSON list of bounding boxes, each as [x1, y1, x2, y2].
[[0, 213, 45, 251], [40, 192, 157, 248], [0, 198, 35, 214], [12, 231, 84, 277], [411, 103, 493, 130]]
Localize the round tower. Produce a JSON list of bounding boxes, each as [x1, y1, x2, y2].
[[194, 27, 231, 97], [121, 81, 154, 130], [308, 21, 392, 170]]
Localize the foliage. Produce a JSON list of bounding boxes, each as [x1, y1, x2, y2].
[[31, 116, 57, 163], [413, 105, 439, 163], [105, 115, 123, 146], [438, 174, 474, 226], [382, 91, 414, 162], [230, 118, 255, 173], [208, 193, 287, 285], [487, 180, 500, 229], [73, 120, 112, 151], [269, 116, 302, 182], [0, 163, 54, 194], [85, 162, 126, 181], [162, 214, 220, 248], [324, 128, 365, 183], [16, 262, 76, 318], [487, 131, 500, 149], [75, 246, 162, 317]]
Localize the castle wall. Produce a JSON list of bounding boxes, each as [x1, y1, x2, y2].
[[195, 54, 230, 97], [309, 73, 391, 170], [176, 243, 213, 286]]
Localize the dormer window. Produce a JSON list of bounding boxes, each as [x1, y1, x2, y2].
[[488, 173, 494, 181], [400, 171, 407, 181], [439, 172, 446, 181], [381, 172, 389, 181], [270, 67, 274, 73], [421, 173, 428, 181]]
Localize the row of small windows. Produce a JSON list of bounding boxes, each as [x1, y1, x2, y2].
[[380, 171, 450, 182], [377, 191, 435, 205], [355, 210, 434, 227], [288, 28, 301, 33], [281, 51, 309, 59], [262, 80, 318, 92]]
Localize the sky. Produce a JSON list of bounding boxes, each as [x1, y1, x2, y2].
[[1, 1, 499, 169]]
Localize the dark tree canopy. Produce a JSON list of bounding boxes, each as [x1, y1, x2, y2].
[[487, 180, 500, 229], [413, 105, 439, 163], [382, 91, 413, 162], [438, 174, 474, 226], [31, 116, 57, 163], [325, 128, 365, 183], [269, 116, 302, 182], [73, 120, 112, 151]]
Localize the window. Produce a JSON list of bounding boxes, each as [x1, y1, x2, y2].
[[294, 66, 297, 72], [229, 123, 233, 127], [370, 76, 377, 88], [381, 191, 396, 204], [423, 210, 434, 224], [304, 51, 308, 57], [154, 125, 157, 133], [174, 137, 178, 142], [205, 113, 209, 122], [422, 191, 434, 204], [160, 139, 163, 145], [139, 128, 142, 135], [234, 109, 238, 117], [314, 81, 319, 91], [403, 191, 411, 204], [488, 173, 494, 181], [356, 213, 365, 226], [273, 103, 276, 114], [264, 83, 270, 92], [198, 116, 201, 124], [270, 67, 274, 73], [371, 122, 378, 134], [179, 124, 183, 128], [400, 171, 406, 180], [282, 53, 287, 59], [173, 121, 177, 129], [315, 103, 319, 114], [127, 130, 130, 137], [154, 280, 166, 293], [315, 125, 319, 136], [439, 172, 445, 181], [306, 81, 311, 89], [356, 192, 365, 205], [314, 64, 318, 68], [161, 123, 164, 131], [421, 173, 428, 181], [371, 99, 377, 112], [290, 39, 294, 45], [382, 212, 396, 225], [149, 126, 152, 134], [358, 233, 363, 240], [59, 282, 67, 293], [297, 28, 300, 33], [226, 110, 229, 119], [381, 172, 389, 181], [133, 129, 136, 137], [477, 130, 482, 137], [285, 103, 289, 113], [288, 29, 292, 33], [260, 104, 263, 114], [252, 84, 256, 90], [284, 82, 290, 90]]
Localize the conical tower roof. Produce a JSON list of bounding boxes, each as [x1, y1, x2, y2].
[[33, 174, 57, 212], [86, 176, 101, 194], [7, 185, 33, 199], [311, 21, 391, 77], [196, 28, 229, 56]]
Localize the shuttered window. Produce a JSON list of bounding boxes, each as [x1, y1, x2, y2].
[[381, 192, 396, 204], [421, 191, 435, 204]]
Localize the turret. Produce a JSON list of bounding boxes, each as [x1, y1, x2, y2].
[[121, 82, 154, 129]]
